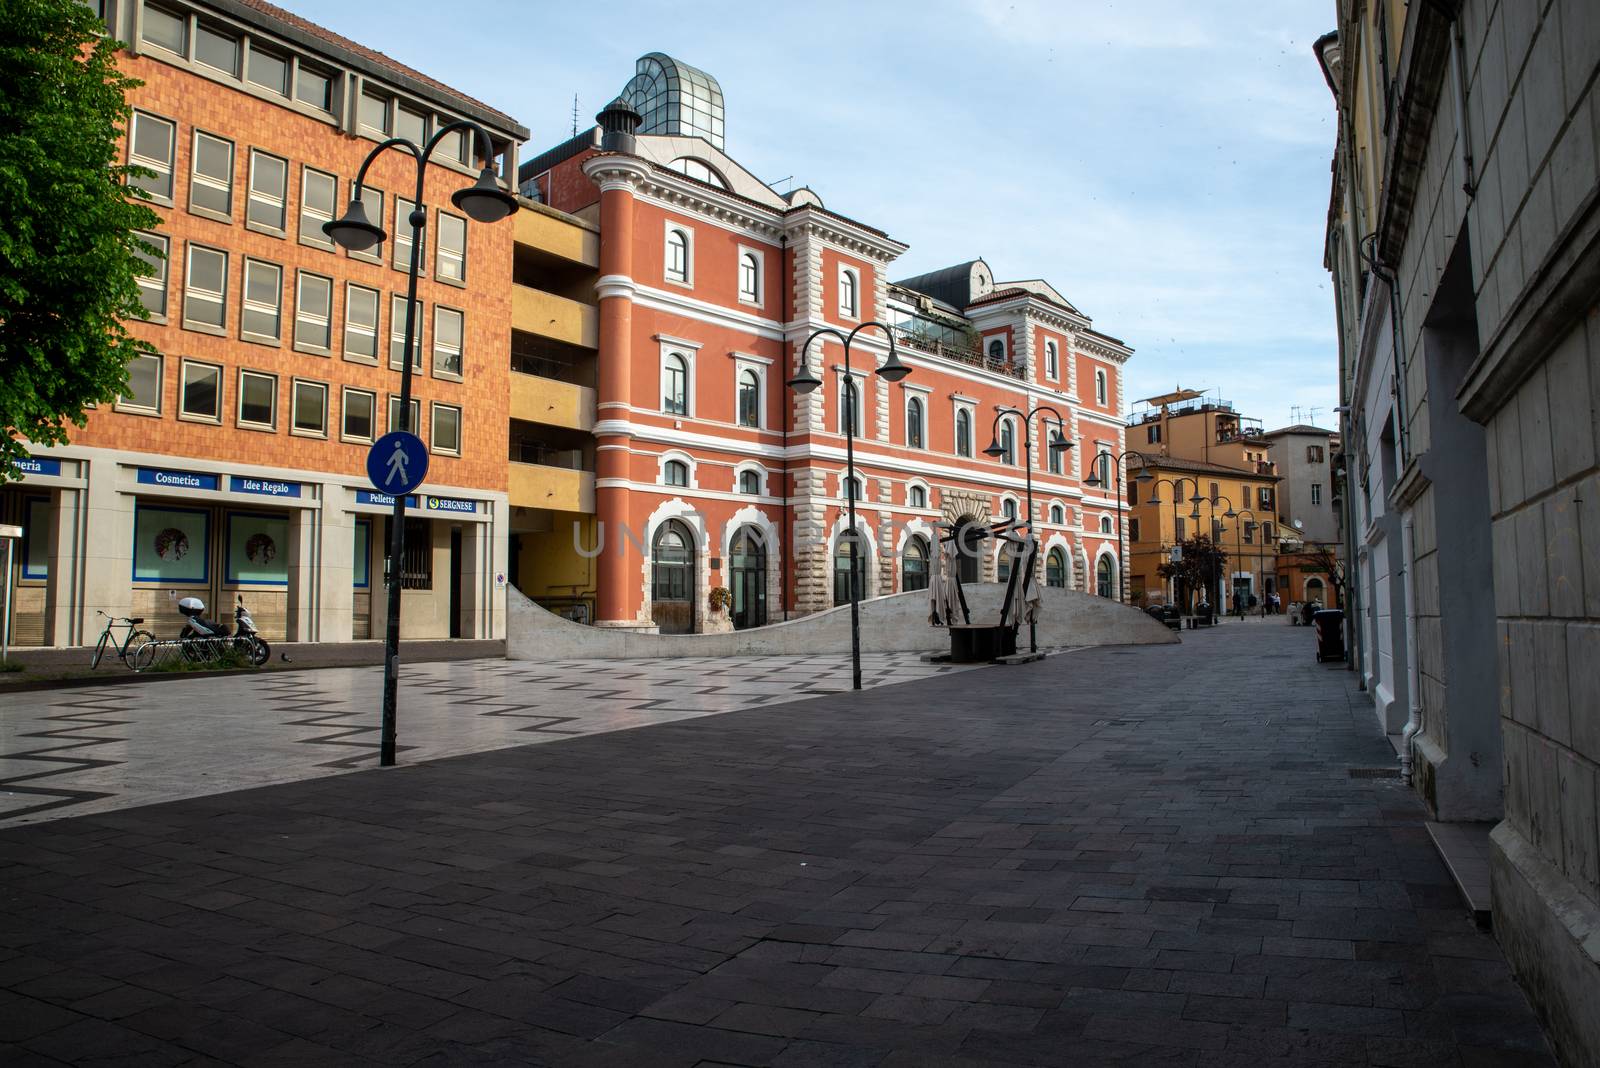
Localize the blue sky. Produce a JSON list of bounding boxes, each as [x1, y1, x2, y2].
[[292, 0, 1342, 430]]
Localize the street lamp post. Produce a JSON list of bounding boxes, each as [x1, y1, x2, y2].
[[982, 405, 1074, 653], [1145, 476, 1192, 608], [1084, 450, 1153, 603], [787, 323, 911, 690], [1189, 493, 1237, 617], [323, 124, 517, 767], [1235, 508, 1269, 617]]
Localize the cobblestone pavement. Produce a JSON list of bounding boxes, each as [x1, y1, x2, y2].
[[0, 623, 1556, 1065], [0, 653, 971, 826]]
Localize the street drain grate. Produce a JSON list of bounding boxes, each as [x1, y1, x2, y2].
[[1348, 767, 1403, 779]]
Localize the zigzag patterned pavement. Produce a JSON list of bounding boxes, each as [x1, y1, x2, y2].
[[0, 653, 974, 826]]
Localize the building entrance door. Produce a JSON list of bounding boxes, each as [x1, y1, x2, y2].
[[955, 518, 982, 584], [448, 527, 462, 639], [651, 520, 694, 634], [730, 525, 766, 630]]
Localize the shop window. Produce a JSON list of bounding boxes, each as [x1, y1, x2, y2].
[[430, 403, 461, 455], [387, 395, 420, 434], [179, 360, 221, 422], [299, 167, 336, 248], [353, 519, 371, 589], [133, 232, 168, 318], [240, 259, 282, 343], [343, 283, 379, 361], [291, 380, 327, 436], [401, 517, 432, 589], [193, 24, 238, 76], [237, 370, 277, 429], [246, 47, 289, 96], [189, 131, 234, 219], [433, 307, 463, 377], [389, 295, 424, 370], [246, 150, 287, 233], [225, 512, 288, 585], [294, 271, 332, 353], [21, 497, 50, 580], [436, 212, 466, 283], [117, 354, 163, 414], [128, 111, 176, 202], [132, 504, 209, 584], [183, 244, 227, 331], [342, 387, 376, 443], [140, 5, 187, 56]]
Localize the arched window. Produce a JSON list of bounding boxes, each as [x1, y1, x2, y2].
[[987, 338, 1005, 362], [1095, 368, 1108, 405], [1047, 426, 1064, 474], [1046, 547, 1067, 588], [1045, 340, 1059, 379], [1002, 498, 1018, 521], [955, 409, 972, 457], [999, 420, 1015, 465], [833, 531, 870, 605], [738, 251, 759, 302], [652, 522, 693, 601], [1099, 515, 1113, 534], [1096, 554, 1114, 598], [1049, 503, 1065, 525], [844, 474, 865, 502], [908, 484, 927, 509], [839, 268, 859, 318], [663, 459, 689, 487], [906, 397, 924, 449], [737, 368, 760, 427], [730, 525, 766, 629], [840, 378, 859, 436], [665, 228, 689, 283], [738, 469, 761, 495], [998, 544, 1013, 583], [902, 535, 930, 592], [663, 352, 688, 415]]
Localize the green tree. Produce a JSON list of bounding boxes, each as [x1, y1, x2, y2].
[[1156, 534, 1228, 610], [0, 0, 159, 481]]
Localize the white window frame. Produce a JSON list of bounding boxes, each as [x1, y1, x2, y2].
[[1095, 368, 1108, 406], [239, 258, 282, 345], [188, 129, 234, 222], [953, 399, 976, 458], [838, 265, 861, 320], [658, 337, 700, 417], [733, 461, 767, 496], [733, 360, 764, 429], [387, 395, 421, 435], [432, 306, 463, 380], [389, 294, 424, 371], [904, 393, 926, 450], [663, 222, 693, 287], [1044, 339, 1059, 381], [299, 166, 337, 250], [999, 495, 1020, 522], [998, 416, 1017, 465], [359, 89, 390, 138], [736, 246, 762, 307], [236, 369, 278, 431], [116, 353, 164, 415], [340, 386, 377, 444], [349, 186, 384, 264], [986, 335, 1008, 363], [128, 111, 176, 204], [178, 358, 223, 424], [343, 282, 380, 363], [245, 149, 288, 235], [906, 479, 931, 510], [435, 210, 466, 285], [182, 243, 228, 334], [838, 371, 867, 436], [839, 471, 867, 503], [134, 231, 169, 321], [1311, 483, 1323, 506], [658, 450, 698, 488], [394, 196, 423, 274], [430, 402, 461, 456], [290, 378, 329, 438], [293, 270, 333, 355], [1099, 514, 1113, 534], [1048, 502, 1066, 525]]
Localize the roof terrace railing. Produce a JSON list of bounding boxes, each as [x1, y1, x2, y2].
[[893, 327, 1024, 380]]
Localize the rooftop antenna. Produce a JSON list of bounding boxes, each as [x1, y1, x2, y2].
[[571, 94, 580, 137], [1289, 405, 1302, 423], [767, 175, 794, 194], [1307, 406, 1322, 426]]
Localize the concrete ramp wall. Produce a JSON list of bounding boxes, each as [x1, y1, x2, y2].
[[506, 583, 1179, 660]]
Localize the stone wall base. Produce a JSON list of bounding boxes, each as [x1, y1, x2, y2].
[[1489, 821, 1600, 1068]]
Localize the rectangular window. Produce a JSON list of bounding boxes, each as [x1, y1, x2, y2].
[[299, 167, 336, 248], [295, 65, 333, 112], [430, 403, 461, 455], [343, 283, 379, 361], [193, 24, 238, 76], [128, 111, 176, 202], [402, 517, 432, 590], [436, 126, 467, 165], [1311, 483, 1323, 506], [246, 47, 289, 95], [140, 4, 186, 55], [1308, 445, 1325, 463], [389, 295, 423, 370], [1129, 518, 1141, 542], [359, 91, 389, 137], [1146, 423, 1161, 444], [341, 387, 376, 443], [179, 360, 221, 422], [240, 258, 282, 343], [348, 187, 383, 262], [1174, 517, 1186, 541], [433, 307, 463, 377], [394, 106, 427, 145], [1260, 487, 1272, 509], [189, 131, 234, 218], [133, 232, 168, 318], [246, 150, 287, 232], [182, 243, 227, 331], [387, 395, 421, 434], [291, 380, 327, 436], [1209, 481, 1219, 504], [393, 197, 422, 272], [1264, 522, 1274, 541], [435, 212, 466, 283], [118, 354, 163, 413], [237, 370, 277, 429], [294, 271, 333, 352]]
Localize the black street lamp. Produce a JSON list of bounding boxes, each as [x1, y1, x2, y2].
[[324, 122, 516, 767], [982, 404, 1073, 652], [1235, 508, 1270, 617], [1188, 493, 1237, 616], [1083, 449, 1153, 603], [787, 322, 911, 690], [1146, 476, 1201, 609]]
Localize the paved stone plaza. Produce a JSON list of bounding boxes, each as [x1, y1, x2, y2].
[[0, 623, 1555, 1066]]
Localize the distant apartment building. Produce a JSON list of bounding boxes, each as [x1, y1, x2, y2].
[[512, 54, 1136, 632], [1319, 1, 1600, 1056], [1, 0, 526, 646], [1260, 424, 1344, 608]]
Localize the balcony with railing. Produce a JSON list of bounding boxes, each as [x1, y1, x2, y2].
[[508, 419, 595, 514], [892, 327, 1024, 380], [510, 330, 597, 432]]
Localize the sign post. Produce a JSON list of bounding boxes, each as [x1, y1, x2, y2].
[[366, 432, 428, 766]]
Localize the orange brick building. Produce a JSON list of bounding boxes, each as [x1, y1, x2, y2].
[[1, 0, 525, 646], [513, 56, 1135, 632]]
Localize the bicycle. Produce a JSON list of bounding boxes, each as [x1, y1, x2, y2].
[[90, 611, 156, 670]]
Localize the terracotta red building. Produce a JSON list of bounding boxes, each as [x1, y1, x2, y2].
[[514, 55, 1134, 633]]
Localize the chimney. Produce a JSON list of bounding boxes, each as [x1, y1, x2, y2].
[[596, 97, 641, 154]]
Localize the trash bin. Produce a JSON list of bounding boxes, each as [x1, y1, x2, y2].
[[1314, 609, 1346, 662]]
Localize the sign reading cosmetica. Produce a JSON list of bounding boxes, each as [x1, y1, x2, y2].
[[134, 467, 304, 498]]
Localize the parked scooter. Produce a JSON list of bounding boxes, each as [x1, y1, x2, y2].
[[175, 595, 270, 666]]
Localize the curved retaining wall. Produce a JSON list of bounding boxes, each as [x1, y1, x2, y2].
[[507, 583, 1179, 660]]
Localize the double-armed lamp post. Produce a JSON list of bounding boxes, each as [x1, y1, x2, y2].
[[981, 405, 1072, 652], [323, 123, 517, 767], [787, 323, 911, 691], [1084, 449, 1152, 603]]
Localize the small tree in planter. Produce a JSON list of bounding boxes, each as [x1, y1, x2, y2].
[[705, 586, 734, 633]]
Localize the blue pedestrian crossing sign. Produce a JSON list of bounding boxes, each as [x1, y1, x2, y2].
[[367, 431, 428, 496]]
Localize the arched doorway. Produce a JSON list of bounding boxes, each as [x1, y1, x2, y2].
[[1096, 554, 1115, 598], [954, 517, 982, 583], [1046, 547, 1067, 588], [729, 525, 766, 630], [651, 519, 695, 633], [1304, 576, 1325, 607], [833, 530, 870, 605], [902, 534, 930, 592]]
